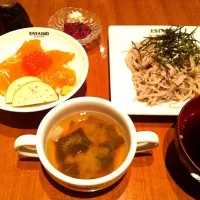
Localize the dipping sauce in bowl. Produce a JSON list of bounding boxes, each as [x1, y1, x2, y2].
[[180, 112, 200, 168], [175, 95, 200, 182]]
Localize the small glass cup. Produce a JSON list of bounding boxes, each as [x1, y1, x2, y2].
[[48, 7, 102, 46]]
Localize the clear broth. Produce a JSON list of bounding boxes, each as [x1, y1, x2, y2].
[[45, 111, 128, 179]]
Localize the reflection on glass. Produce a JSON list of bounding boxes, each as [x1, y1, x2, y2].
[[100, 45, 107, 59]]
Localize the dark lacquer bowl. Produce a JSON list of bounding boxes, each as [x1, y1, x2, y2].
[[175, 95, 200, 182]]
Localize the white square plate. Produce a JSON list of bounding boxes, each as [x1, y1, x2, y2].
[[108, 25, 199, 116]]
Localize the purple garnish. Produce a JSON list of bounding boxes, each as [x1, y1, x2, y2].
[[64, 22, 92, 39]]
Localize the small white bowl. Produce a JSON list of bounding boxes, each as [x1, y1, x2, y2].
[[14, 97, 159, 191], [0, 27, 89, 113]]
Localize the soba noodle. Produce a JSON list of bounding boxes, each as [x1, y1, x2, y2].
[[125, 39, 200, 106]]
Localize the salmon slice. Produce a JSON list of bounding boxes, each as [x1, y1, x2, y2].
[[0, 58, 27, 94], [45, 50, 75, 68], [0, 69, 12, 95], [0, 68, 27, 95], [0, 39, 42, 94], [16, 39, 43, 58], [38, 50, 76, 89], [39, 66, 76, 89]]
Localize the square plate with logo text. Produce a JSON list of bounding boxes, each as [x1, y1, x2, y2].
[[108, 26, 199, 116]]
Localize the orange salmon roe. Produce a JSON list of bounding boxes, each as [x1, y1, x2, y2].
[[22, 51, 52, 75]]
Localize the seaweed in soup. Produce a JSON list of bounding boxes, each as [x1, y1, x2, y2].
[[106, 124, 119, 138], [96, 131, 125, 170], [59, 163, 79, 178], [56, 128, 92, 158], [103, 134, 125, 150], [105, 124, 125, 144], [96, 145, 114, 170], [91, 123, 123, 145], [98, 124, 125, 151]]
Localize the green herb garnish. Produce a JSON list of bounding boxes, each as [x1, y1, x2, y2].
[[138, 26, 200, 67]]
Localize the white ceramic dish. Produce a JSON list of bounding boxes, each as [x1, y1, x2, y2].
[[0, 27, 88, 112], [108, 25, 198, 116], [14, 97, 159, 191]]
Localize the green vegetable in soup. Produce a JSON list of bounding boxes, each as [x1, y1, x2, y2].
[[56, 128, 92, 157], [96, 145, 114, 170], [106, 124, 119, 138], [59, 163, 79, 178], [103, 134, 125, 150], [96, 134, 125, 170], [92, 123, 122, 144]]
